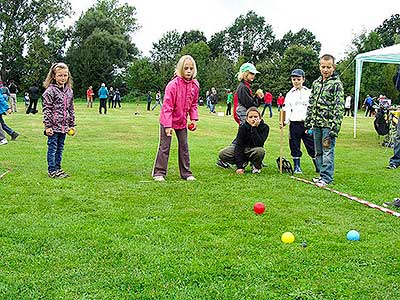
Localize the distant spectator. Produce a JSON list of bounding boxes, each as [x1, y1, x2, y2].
[[27, 82, 40, 114], [23, 93, 30, 112], [8, 80, 18, 112], [363, 95, 374, 117], [261, 90, 273, 118], [152, 90, 162, 111], [108, 86, 115, 108], [98, 83, 108, 114], [114, 88, 122, 108], [226, 90, 233, 116], [147, 91, 152, 111], [344, 95, 353, 117], [277, 93, 285, 111], [86, 86, 94, 108]]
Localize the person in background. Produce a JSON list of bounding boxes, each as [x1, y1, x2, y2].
[[277, 93, 285, 111], [0, 88, 19, 141], [98, 83, 108, 114], [226, 89, 233, 116], [8, 80, 18, 112], [261, 89, 273, 118], [152, 90, 162, 111], [344, 94, 353, 117], [108, 86, 115, 109], [114, 88, 122, 108], [23, 93, 30, 112], [147, 91, 152, 111], [27, 82, 40, 114], [363, 94, 374, 117], [86, 86, 94, 108]]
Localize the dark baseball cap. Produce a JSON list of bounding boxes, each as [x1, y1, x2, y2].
[[291, 69, 305, 77]]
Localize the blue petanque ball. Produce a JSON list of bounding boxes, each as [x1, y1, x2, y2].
[[346, 230, 360, 241]]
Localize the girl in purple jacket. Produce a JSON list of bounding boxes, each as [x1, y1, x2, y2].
[[152, 55, 199, 181], [43, 62, 76, 178]]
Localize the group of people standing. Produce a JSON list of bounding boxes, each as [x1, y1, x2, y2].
[[90, 84, 122, 114]]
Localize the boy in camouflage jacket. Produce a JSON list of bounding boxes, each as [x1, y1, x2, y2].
[[305, 54, 344, 186]]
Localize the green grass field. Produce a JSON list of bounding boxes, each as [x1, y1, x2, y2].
[[1, 101, 399, 299]]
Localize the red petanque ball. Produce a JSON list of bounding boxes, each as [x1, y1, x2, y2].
[[188, 123, 195, 131], [253, 202, 266, 215]]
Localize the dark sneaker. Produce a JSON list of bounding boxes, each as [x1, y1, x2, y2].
[[383, 198, 400, 208], [55, 169, 69, 178], [11, 132, 19, 140], [48, 171, 57, 178], [386, 164, 399, 169], [294, 167, 303, 174], [216, 160, 230, 169], [312, 177, 321, 183]]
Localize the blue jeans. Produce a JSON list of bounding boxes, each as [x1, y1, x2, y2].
[[47, 133, 66, 173], [261, 103, 272, 118], [0, 114, 15, 136], [389, 122, 400, 166], [313, 127, 336, 183]]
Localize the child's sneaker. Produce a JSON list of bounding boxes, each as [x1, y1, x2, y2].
[[153, 175, 165, 182], [383, 198, 400, 208], [216, 159, 230, 169], [0, 138, 8, 145], [11, 132, 19, 141], [55, 169, 69, 178], [294, 166, 303, 174], [316, 179, 328, 187], [251, 166, 261, 174], [386, 163, 399, 169], [48, 171, 57, 178], [186, 176, 196, 181], [312, 177, 321, 183]]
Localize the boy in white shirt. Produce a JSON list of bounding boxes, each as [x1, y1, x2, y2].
[[281, 69, 317, 174]]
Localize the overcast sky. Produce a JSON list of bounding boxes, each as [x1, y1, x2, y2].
[[68, 0, 399, 59]]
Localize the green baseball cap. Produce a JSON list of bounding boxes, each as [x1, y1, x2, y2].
[[239, 62, 259, 74]]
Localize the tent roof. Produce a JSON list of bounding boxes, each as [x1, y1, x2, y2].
[[355, 44, 400, 64]]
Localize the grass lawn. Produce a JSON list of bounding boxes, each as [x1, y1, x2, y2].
[[0, 101, 399, 299]]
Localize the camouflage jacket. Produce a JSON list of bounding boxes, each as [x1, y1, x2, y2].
[[304, 73, 344, 137]]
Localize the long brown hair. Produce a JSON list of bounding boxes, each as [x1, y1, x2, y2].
[[43, 62, 73, 88]]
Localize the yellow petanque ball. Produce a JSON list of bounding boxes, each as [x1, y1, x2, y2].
[[67, 129, 75, 136], [281, 232, 295, 244]]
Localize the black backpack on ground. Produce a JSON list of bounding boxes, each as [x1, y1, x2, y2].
[[374, 107, 390, 136]]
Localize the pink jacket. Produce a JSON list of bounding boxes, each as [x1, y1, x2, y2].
[[159, 76, 199, 129]]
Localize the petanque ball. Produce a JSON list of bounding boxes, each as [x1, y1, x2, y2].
[[253, 202, 265, 215], [346, 230, 360, 241], [281, 232, 295, 244]]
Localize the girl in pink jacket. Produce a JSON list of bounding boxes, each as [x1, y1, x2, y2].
[[152, 55, 199, 181]]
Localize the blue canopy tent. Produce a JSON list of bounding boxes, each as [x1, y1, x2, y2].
[[353, 44, 400, 138]]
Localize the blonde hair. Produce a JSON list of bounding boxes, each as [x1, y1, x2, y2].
[[175, 55, 197, 79], [237, 70, 250, 81], [43, 62, 73, 88], [255, 89, 263, 97]]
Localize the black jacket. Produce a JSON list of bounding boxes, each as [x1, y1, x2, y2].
[[234, 119, 269, 168], [236, 80, 260, 109]]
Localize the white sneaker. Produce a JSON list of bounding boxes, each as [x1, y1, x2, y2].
[[153, 175, 165, 181], [316, 179, 328, 187], [186, 176, 196, 181], [312, 177, 321, 183], [252, 167, 261, 174], [0, 138, 8, 145]]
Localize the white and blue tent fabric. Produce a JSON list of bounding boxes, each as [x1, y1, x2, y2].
[[353, 44, 400, 137]]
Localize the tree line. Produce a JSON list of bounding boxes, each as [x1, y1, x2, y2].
[[0, 0, 399, 103]]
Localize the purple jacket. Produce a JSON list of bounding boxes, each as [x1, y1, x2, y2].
[[43, 84, 75, 133], [159, 76, 199, 129]]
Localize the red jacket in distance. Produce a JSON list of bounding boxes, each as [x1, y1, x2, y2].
[[264, 92, 272, 104]]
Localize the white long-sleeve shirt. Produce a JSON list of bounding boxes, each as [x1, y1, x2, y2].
[[283, 86, 311, 124]]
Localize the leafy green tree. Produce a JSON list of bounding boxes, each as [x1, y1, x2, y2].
[[126, 58, 160, 94], [375, 14, 400, 47], [181, 30, 207, 47], [150, 30, 182, 64], [277, 28, 321, 55], [210, 11, 276, 63], [0, 0, 71, 81], [66, 0, 139, 95], [180, 41, 211, 91]]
